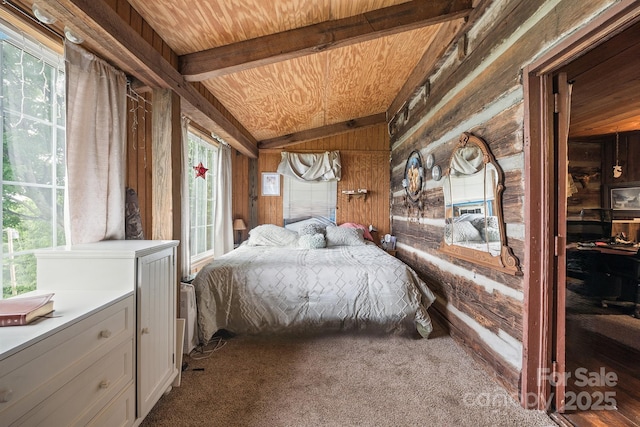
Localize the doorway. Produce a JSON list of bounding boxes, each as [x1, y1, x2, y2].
[[560, 44, 640, 424], [522, 2, 640, 425]]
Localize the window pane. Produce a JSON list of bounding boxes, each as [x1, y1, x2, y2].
[[2, 43, 56, 122], [2, 253, 36, 298], [2, 184, 55, 249], [187, 130, 217, 260], [1, 21, 65, 298], [3, 115, 53, 184], [283, 178, 337, 222]]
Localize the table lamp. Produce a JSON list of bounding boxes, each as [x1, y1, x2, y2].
[[233, 218, 247, 245]]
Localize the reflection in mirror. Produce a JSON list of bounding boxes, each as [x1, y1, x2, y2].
[[444, 164, 501, 255], [440, 133, 521, 275]]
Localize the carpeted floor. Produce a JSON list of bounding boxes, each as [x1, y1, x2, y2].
[[140, 321, 555, 427]]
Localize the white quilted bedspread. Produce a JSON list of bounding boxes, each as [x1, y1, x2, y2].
[[193, 243, 436, 344]]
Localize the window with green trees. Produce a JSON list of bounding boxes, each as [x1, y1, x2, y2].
[[188, 130, 217, 263], [1, 21, 66, 299]]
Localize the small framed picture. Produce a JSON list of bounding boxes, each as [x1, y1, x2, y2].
[[261, 172, 281, 196]]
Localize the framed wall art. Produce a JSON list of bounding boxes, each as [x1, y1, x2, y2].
[[261, 172, 281, 196], [605, 181, 640, 218], [403, 150, 424, 203]]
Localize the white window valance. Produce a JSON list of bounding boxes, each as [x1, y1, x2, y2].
[[276, 151, 342, 182]]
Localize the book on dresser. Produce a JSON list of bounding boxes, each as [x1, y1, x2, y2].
[[0, 293, 54, 326]]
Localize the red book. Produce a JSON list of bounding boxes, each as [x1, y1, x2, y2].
[[0, 293, 54, 327]]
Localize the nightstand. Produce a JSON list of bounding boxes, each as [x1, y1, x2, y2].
[[385, 249, 397, 257]]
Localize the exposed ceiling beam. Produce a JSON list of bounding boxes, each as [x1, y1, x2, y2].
[[180, 0, 473, 82], [38, 0, 258, 158], [258, 113, 387, 150]]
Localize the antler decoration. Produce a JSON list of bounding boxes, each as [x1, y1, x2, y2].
[[572, 172, 599, 188]]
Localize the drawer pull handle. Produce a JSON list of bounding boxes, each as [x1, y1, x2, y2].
[[99, 330, 112, 339], [141, 327, 150, 335], [0, 388, 13, 403], [99, 380, 110, 389]]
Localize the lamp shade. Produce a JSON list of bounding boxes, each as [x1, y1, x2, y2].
[[233, 218, 247, 231]]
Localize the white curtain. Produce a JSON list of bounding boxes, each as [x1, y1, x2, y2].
[[277, 151, 341, 181], [214, 143, 233, 256], [65, 42, 127, 244], [180, 117, 191, 278], [450, 145, 484, 175]]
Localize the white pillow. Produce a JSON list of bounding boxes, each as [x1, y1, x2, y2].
[[298, 223, 326, 236], [325, 226, 366, 247], [299, 233, 326, 249], [445, 221, 483, 243], [247, 224, 299, 247]]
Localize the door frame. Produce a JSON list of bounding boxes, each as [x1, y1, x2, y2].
[[521, 0, 640, 411]]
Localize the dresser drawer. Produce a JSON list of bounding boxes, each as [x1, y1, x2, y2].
[[13, 338, 134, 427], [88, 383, 135, 427], [0, 295, 134, 425]]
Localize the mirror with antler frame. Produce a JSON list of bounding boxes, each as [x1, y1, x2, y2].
[[440, 132, 522, 275]]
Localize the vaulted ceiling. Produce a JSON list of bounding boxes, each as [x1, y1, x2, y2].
[[9, 0, 473, 156], [125, 0, 472, 146], [6, 0, 640, 156]]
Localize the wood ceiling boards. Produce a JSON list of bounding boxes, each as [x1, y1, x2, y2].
[[125, 0, 472, 147], [566, 20, 640, 138], [9, 0, 472, 150]]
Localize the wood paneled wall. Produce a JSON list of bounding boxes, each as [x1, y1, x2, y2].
[[126, 92, 153, 239], [238, 124, 392, 238], [387, 0, 621, 398]]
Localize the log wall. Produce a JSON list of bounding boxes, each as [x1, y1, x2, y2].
[[388, 0, 619, 397], [567, 130, 640, 217]]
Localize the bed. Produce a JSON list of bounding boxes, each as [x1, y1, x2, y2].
[[193, 223, 436, 344]]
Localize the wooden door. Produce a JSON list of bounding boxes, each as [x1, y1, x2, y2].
[[553, 72, 571, 413]]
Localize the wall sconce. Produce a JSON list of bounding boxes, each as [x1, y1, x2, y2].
[[233, 218, 247, 245], [32, 3, 57, 25], [64, 26, 84, 44]]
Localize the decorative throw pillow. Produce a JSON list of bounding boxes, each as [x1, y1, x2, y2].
[[247, 224, 300, 247], [470, 215, 499, 231], [445, 221, 483, 243], [299, 233, 326, 249], [468, 215, 500, 242], [339, 222, 374, 241], [325, 226, 366, 247], [298, 223, 326, 237], [481, 226, 501, 242]]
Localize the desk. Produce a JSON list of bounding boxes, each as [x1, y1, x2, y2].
[[567, 244, 640, 317]]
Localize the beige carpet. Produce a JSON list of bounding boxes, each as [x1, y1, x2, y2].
[[141, 324, 555, 427]]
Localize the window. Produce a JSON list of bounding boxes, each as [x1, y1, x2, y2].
[[187, 130, 217, 263], [1, 20, 65, 299], [283, 177, 337, 223]]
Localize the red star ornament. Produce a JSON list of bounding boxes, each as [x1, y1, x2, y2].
[[194, 162, 208, 179]]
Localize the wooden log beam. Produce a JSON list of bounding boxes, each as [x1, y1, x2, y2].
[[180, 0, 473, 81], [38, 0, 258, 158], [258, 113, 387, 149]]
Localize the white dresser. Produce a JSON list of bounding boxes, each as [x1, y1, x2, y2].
[[0, 240, 179, 427]]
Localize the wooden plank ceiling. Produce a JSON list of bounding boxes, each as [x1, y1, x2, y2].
[[564, 19, 640, 138], [8, 0, 472, 152], [123, 0, 470, 146]]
